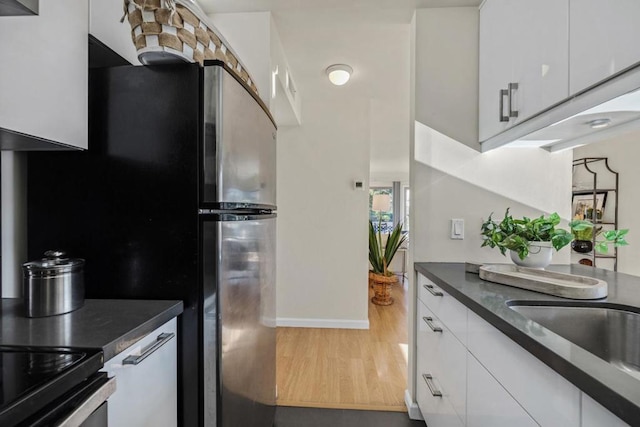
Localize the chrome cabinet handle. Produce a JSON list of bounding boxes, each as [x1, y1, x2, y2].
[[422, 316, 443, 333], [499, 88, 509, 122], [423, 284, 443, 297], [422, 374, 443, 397], [123, 332, 175, 365], [508, 82, 519, 118]]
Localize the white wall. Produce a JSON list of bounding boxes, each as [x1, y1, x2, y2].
[[209, 12, 302, 126], [412, 159, 571, 265], [276, 89, 371, 328], [574, 133, 639, 276], [406, 11, 419, 419], [415, 8, 479, 150], [369, 95, 410, 182], [415, 123, 573, 219], [208, 12, 272, 103]]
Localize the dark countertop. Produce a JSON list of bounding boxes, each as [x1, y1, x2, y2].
[[415, 262, 640, 426], [0, 299, 183, 361]]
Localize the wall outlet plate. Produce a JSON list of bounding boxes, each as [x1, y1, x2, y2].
[[451, 218, 464, 239]]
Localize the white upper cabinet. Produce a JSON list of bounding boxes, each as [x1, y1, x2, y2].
[[478, 0, 513, 141], [89, 0, 140, 65], [509, 0, 569, 125], [0, 0, 89, 149], [479, 0, 569, 142], [570, 0, 640, 94]]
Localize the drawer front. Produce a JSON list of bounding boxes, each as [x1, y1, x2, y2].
[[417, 301, 466, 424], [418, 274, 467, 346], [416, 352, 465, 427], [467, 309, 580, 427], [581, 393, 629, 427], [467, 352, 538, 427]]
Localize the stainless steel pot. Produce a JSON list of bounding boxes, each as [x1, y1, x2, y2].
[[22, 250, 85, 317]]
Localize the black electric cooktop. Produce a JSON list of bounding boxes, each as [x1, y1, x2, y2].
[[0, 346, 104, 426]]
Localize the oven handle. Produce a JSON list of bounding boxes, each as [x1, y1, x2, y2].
[[56, 377, 116, 427]]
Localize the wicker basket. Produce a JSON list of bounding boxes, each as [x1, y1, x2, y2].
[[122, 0, 259, 97], [370, 272, 398, 306]]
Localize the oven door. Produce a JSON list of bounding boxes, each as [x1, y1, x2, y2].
[[21, 372, 115, 427]]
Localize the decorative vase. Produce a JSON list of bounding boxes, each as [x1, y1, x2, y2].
[[369, 272, 397, 306], [509, 241, 553, 269], [571, 240, 593, 254]]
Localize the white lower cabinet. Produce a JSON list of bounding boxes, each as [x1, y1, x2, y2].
[[102, 318, 178, 427], [582, 393, 630, 427], [415, 273, 629, 427], [417, 301, 466, 425], [416, 357, 465, 427], [418, 275, 467, 346], [466, 309, 581, 427], [467, 353, 537, 427]]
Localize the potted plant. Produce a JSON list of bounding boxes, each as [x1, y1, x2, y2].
[[369, 220, 407, 305], [480, 208, 628, 268], [571, 223, 598, 253], [570, 221, 629, 255]]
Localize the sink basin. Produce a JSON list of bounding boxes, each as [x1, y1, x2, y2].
[[509, 303, 640, 378]]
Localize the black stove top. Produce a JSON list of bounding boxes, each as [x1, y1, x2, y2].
[[0, 346, 104, 426]]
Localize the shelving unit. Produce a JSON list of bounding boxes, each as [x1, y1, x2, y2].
[[572, 157, 619, 271]]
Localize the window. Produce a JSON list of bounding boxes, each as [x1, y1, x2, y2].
[[404, 187, 410, 232], [369, 187, 393, 233]]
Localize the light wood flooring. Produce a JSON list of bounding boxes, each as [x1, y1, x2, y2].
[[276, 277, 409, 412]]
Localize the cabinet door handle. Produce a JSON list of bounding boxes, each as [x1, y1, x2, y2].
[[499, 89, 509, 122], [123, 332, 175, 365], [422, 316, 443, 333], [422, 374, 443, 397], [508, 82, 519, 118], [423, 284, 443, 297]]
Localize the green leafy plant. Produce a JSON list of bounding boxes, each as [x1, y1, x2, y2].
[[569, 220, 630, 254], [369, 220, 407, 276], [480, 208, 629, 260]]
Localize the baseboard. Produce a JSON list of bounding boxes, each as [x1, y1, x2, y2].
[[276, 317, 370, 329], [405, 389, 423, 420], [277, 400, 407, 412]]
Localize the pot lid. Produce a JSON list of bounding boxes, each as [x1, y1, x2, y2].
[[22, 250, 84, 273]]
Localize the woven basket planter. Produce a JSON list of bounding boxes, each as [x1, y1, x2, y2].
[[370, 272, 398, 306], [122, 0, 259, 97]]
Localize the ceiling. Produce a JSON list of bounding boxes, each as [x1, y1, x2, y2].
[[199, 0, 482, 181]]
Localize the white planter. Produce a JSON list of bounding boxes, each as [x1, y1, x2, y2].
[[510, 242, 554, 269]]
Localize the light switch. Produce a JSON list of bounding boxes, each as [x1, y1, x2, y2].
[[451, 219, 464, 240]]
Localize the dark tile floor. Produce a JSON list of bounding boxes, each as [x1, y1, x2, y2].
[[274, 407, 425, 427]]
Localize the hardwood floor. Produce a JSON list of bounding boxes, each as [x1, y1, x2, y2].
[[276, 277, 409, 412]]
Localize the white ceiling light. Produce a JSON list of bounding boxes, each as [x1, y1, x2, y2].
[[326, 64, 353, 86], [587, 118, 612, 129]]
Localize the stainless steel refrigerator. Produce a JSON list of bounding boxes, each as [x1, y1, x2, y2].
[[27, 61, 277, 427]]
